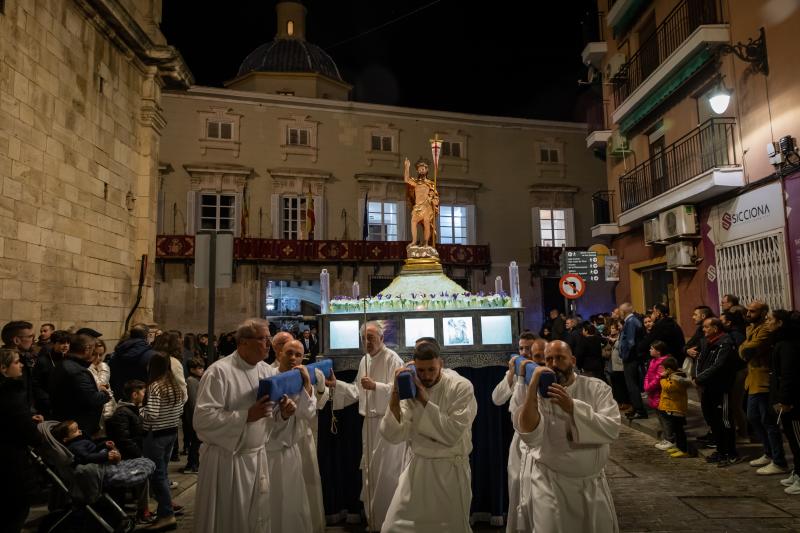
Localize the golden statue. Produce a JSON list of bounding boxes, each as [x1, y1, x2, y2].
[[404, 157, 440, 249]]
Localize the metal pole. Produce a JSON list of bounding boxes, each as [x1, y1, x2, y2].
[[208, 231, 217, 362]]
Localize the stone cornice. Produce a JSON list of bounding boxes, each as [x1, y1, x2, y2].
[[354, 173, 481, 190], [528, 184, 580, 194], [267, 168, 333, 181], [165, 88, 588, 133], [75, 0, 193, 88]]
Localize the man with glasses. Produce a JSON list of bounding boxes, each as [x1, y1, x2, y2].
[[1, 320, 38, 413], [194, 317, 301, 533]]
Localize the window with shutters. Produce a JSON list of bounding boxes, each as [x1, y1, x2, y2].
[[206, 120, 233, 140], [442, 141, 463, 158], [439, 205, 470, 244], [199, 193, 237, 232], [716, 231, 791, 311], [539, 209, 567, 247], [287, 127, 311, 146], [370, 134, 393, 152], [367, 201, 399, 241], [281, 196, 304, 240]]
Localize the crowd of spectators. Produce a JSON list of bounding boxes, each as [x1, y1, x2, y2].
[[540, 297, 800, 476]]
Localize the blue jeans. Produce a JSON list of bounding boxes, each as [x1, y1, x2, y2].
[[143, 429, 177, 518], [747, 393, 786, 467]]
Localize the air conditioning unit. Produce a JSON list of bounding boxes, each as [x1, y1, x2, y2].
[[643, 218, 662, 245], [666, 241, 698, 270], [608, 131, 630, 157], [659, 205, 698, 240], [605, 53, 627, 79]]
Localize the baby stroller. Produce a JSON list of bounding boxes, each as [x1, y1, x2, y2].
[[29, 421, 138, 533]]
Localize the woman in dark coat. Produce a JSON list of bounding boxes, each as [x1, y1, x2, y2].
[[0, 348, 44, 533], [768, 310, 800, 491], [576, 321, 606, 380]]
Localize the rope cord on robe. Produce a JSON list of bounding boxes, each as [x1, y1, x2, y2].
[[362, 297, 376, 531], [329, 381, 338, 435]]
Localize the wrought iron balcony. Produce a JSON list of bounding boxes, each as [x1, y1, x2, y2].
[[592, 191, 616, 226], [612, 0, 724, 108], [618, 117, 738, 213]]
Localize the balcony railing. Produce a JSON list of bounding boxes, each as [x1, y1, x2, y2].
[[592, 191, 616, 226], [581, 8, 605, 44], [612, 0, 723, 107], [619, 117, 738, 212], [587, 96, 611, 134]]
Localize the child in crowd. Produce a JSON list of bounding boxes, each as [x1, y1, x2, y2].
[[658, 357, 692, 458], [181, 359, 204, 474], [644, 341, 671, 450], [106, 380, 147, 460], [105, 379, 152, 523], [53, 419, 121, 465]]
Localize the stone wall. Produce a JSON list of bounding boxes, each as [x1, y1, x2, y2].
[[0, 0, 190, 342]]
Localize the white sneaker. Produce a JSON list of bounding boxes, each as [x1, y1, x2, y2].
[[757, 462, 789, 475], [785, 479, 800, 495], [749, 454, 771, 467], [169, 481, 179, 489], [781, 472, 798, 486], [655, 440, 676, 451]]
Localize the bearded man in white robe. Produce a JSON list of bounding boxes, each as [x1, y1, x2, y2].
[[379, 340, 478, 533], [515, 340, 621, 533], [329, 321, 407, 532], [193, 318, 299, 533], [490, 334, 544, 532]]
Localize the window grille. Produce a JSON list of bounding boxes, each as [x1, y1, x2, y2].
[[716, 231, 791, 311]]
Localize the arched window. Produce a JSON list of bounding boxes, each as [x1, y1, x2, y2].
[[287, 20, 294, 36]]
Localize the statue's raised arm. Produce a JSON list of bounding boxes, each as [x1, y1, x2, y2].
[[403, 157, 414, 186]]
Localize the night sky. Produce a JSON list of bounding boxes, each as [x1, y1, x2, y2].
[[161, 0, 598, 122]]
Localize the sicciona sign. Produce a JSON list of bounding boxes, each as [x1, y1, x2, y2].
[[710, 182, 784, 242]]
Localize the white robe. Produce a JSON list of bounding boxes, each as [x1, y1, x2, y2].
[[193, 352, 287, 533], [297, 368, 330, 533], [379, 369, 478, 533], [490, 373, 526, 533], [265, 383, 317, 533], [332, 346, 407, 531], [514, 375, 621, 533]]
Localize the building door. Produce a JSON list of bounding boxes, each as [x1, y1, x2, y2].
[[649, 136, 668, 197], [541, 277, 566, 319], [638, 12, 659, 81], [640, 265, 676, 314]]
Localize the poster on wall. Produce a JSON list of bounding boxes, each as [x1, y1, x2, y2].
[[605, 255, 620, 281]]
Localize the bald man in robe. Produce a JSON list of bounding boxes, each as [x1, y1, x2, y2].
[[515, 340, 621, 532]]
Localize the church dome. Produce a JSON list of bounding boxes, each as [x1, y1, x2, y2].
[[237, 39, 344, 82]]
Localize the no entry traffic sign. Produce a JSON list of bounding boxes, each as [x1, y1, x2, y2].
[[559, 273, 585, 299]]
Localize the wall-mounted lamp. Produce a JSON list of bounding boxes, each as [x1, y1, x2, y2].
[[718, 26, 769, 76], [709, 84, 732, 114]]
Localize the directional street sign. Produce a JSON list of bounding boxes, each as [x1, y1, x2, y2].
[[560, 250, 600, 281], [559, 273, 586, 299]]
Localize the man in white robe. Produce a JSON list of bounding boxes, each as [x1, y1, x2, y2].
[[379, 339, 478, 533], [329, 321, 407, 532], [274, 337, 329, 532], [490, 334, 544, 532], [515, 340, 621, 533], [193, 318, 299, 533], [267, 339, 317, 533]]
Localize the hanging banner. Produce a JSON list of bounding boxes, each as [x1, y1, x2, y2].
[[605, 255, 620, 281]]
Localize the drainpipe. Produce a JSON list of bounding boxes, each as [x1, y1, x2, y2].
[[124, 254, 149, 333]]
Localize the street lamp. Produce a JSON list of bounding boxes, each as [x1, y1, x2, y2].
[[709, 85, 732, 114], [708, 27, 768, 114]]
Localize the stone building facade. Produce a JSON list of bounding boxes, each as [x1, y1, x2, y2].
[[154, 1, 608, 334], [0, 0, 191, 341]]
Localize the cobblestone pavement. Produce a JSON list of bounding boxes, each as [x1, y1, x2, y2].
[[26, 424, 800, 532]]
